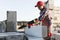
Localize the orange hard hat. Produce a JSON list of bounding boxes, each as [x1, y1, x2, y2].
[[35, 1, 44, 7]]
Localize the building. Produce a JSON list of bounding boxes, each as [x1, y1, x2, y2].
[[17, 21, 28, 26], [45, 0, 60, 33], [6, 11, 17, 32]]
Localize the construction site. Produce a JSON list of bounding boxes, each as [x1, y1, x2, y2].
[[0, 0, 60, 40]]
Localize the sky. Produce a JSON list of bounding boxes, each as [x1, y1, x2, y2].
[[0, 0, 60, 21]]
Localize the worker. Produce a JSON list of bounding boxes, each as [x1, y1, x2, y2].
[[35, 1, 52, 40]]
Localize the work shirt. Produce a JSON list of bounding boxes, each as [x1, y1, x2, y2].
[[39, 6, 51, 27], [39, 6, 47, 21]]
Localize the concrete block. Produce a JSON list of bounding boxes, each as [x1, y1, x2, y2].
[[6, 35, 23, 40], [26, 35, 44, 40], [25, 25, 47, 38]]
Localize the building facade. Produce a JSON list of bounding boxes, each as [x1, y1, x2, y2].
[[45, 0, 60, 33], [7, 11, 17, 32]]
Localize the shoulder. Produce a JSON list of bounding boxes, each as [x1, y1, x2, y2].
[[44, 7, 47, 11]]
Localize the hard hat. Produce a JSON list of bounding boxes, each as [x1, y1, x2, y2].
[[35, 1, 44, 7]]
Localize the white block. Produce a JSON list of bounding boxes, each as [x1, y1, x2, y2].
[[25, 25, 47, 37], [26, 35, 44, 40], [6, 35, 23, 40]]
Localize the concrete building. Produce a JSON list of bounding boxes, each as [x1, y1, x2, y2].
[[6, 11, 17, 32], [45, 0, 60, 33]]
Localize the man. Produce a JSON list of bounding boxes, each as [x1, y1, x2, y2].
[[35, 1, 47, 21], [35, 1, 52, 40]]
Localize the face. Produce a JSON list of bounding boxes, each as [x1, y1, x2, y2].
[[37, 6, 43, 10]]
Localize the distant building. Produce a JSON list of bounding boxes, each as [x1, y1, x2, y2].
[[45, 0, 60, 33], [17, 21, 28, 31], [17, 21, 28, 26]]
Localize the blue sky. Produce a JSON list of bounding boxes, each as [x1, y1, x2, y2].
[[0, 0, 60, 21]]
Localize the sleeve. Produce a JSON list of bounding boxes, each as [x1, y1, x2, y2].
[[45, 10, 52, 20]]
